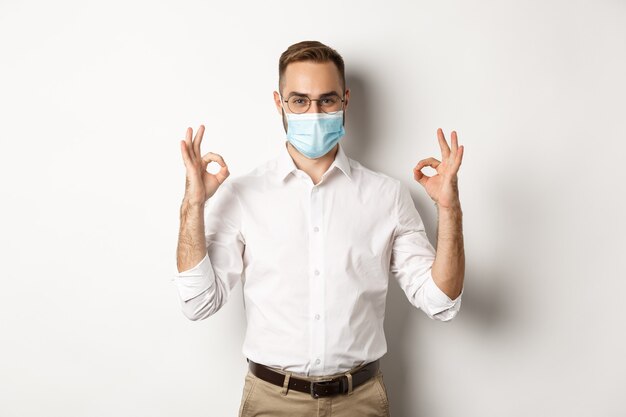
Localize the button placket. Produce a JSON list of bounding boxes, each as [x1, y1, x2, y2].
[[308, 184, 325, 372]]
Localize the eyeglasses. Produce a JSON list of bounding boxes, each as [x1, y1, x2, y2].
[[281, 93, 345, 114]]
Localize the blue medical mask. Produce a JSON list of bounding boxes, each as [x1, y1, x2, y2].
[[283, 110, 346, 159]]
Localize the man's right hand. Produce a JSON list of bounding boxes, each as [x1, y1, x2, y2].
[[180, 125, 230, 206]]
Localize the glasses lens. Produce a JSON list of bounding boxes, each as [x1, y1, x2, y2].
[[320, 95, 343, 114], [287, 96, 310, 113]]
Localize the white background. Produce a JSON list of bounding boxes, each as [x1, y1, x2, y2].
[[1, 1, 625, 416]]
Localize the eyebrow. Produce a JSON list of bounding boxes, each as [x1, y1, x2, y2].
[[286, 90, 340, 98]]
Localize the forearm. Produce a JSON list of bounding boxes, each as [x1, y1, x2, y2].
[[431, 204, 465, 300], [176, 199, 207, 273]]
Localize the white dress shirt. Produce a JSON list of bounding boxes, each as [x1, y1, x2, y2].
[[171, 140, 463, 376]]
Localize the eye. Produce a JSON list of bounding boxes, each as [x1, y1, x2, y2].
[[289, 97, 308, 106]]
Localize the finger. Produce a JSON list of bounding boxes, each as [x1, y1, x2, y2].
[[201, 151, 227, 167], [214, 164, 230, 184], [201, 152, 230, 184], [451, 145, 464, 174], [413, 168, 430, 187], [185, 127, 196, 160], [180, 140, 193, 168], [450, 130, 458, 157], [437, 128, 451, 159], [449, 131, 462, 170], [414, 157, 441, 170], [193, 125, 205, 160]]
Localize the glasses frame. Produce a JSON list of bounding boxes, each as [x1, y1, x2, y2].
[[281, 93, 346, 114]]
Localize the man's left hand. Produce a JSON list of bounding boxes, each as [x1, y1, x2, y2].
[[413, 128, 464, 209]]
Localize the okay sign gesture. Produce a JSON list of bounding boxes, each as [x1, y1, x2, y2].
[[180, 125, 230, 206], [413, 128, 465, 209]]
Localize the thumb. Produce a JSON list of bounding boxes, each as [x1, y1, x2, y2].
[[413, 167, 430, 187]]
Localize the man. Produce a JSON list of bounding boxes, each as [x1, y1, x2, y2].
[[173, 40, 465, 417]]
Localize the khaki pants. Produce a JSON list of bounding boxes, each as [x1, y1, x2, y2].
[[238, 365, 391, 417]]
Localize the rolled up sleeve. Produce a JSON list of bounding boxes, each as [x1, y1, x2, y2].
[[389, 182, 463, 321], [171, 253, 215, 302], [171, 181, 245, 321]]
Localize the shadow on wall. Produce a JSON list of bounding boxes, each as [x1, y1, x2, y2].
[[345, 70, 510, 416], [342, 71, 374, 163], [382, 268, 510, 416]]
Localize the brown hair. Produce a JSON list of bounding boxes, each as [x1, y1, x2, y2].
[[278, 40, 346, 96]]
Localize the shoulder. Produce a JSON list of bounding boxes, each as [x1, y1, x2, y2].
[[219, 156, 278, 195], [348, 157, 402, 197]]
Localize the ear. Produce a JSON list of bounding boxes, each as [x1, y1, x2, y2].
[[343, 88, 350, 111], [273, 91, 283, 115]]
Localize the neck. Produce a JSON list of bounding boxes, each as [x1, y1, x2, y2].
[[285, 141, 339, 185]]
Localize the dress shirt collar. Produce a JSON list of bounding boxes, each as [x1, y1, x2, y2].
[[276, 140, 352, 183]]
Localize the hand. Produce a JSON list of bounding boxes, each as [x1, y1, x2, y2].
[[180, 125, 230, 206], [413, 128, 464, 209]]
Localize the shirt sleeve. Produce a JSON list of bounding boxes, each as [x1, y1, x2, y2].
[[171, 181, 245, 321], [389, 181, 463, 321]]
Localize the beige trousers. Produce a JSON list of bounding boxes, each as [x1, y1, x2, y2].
[[238, 365, 391, 417]]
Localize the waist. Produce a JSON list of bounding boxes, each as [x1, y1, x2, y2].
[[242, 347, 388, 377]]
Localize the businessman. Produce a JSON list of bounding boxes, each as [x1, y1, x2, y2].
[[172, 40, 465, 417]]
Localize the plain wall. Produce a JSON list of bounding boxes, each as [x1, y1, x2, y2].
[[1, 1, 624, 416]]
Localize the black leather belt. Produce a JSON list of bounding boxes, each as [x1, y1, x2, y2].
[[247, 358, 380, 398]]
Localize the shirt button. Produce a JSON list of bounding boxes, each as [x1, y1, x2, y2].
[[313, 226, 319, 232], [315, 358, 321, 365], [314, 314, 320, 320], [314, 269, 320, 276]]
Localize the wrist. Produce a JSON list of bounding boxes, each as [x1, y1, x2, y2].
[[181, 197, 206, 210], [435, 201, 462, 213]]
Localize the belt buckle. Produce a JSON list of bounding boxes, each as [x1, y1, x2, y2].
[[310, 377, 344, 399]]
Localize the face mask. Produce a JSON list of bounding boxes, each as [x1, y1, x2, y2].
[[284, 110, 346, 159]]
